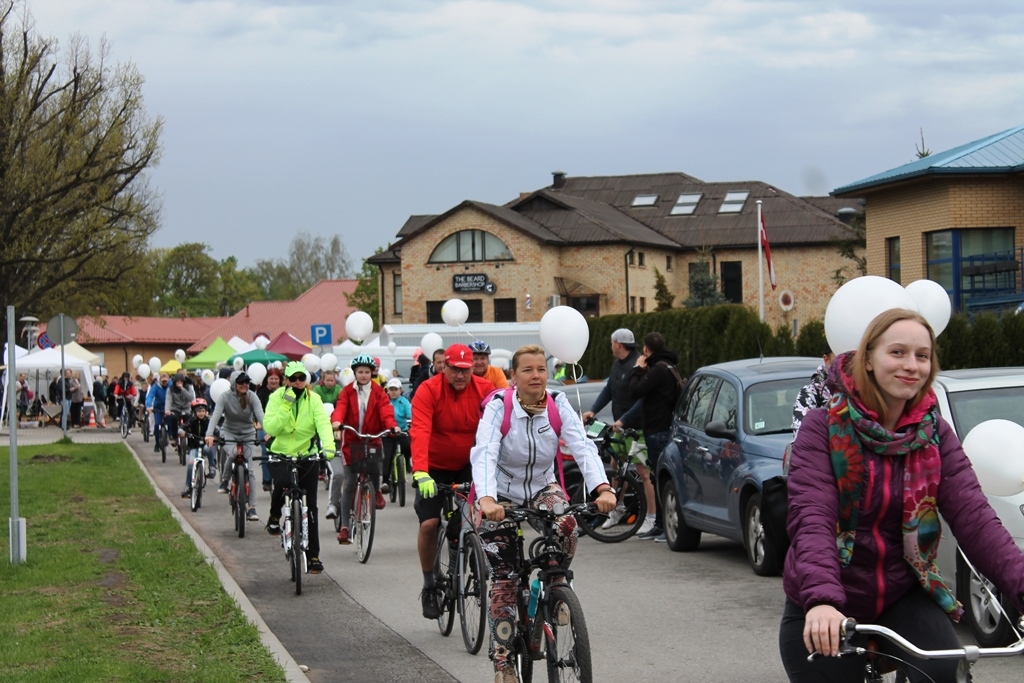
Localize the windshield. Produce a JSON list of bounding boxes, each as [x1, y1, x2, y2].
[[745, 378, 806, 435], [947, 386, 1024, 437]]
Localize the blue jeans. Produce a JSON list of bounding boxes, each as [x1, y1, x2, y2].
[[185, 446, 216, 491], [644, 429, 672, 528], [60, 399, 71, 430]]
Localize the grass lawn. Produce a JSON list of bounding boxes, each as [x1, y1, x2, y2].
[[0, 442, 286, 682]]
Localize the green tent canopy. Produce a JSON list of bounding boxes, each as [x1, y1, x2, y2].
[[182, 337, 236, 369], [227, 348, 290, 366]]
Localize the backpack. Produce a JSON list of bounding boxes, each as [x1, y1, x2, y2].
[[480, 389, 566, 491], [656, 361, 687, 403]]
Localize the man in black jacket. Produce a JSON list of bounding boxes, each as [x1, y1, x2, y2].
[[628, 331, 684, 540], [582, 328, 640, 425]]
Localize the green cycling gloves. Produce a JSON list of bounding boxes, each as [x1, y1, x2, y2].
[[412, 471, 436, 498]]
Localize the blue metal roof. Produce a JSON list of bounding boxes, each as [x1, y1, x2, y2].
[[833, 124, 1024, 195]]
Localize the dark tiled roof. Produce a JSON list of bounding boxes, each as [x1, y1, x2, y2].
[[396, 215, 436, 237], [512, 191, 677, 248], [392, 200, 566, 246]]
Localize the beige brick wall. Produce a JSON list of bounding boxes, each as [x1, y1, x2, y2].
[[381, 205, 857, 331]]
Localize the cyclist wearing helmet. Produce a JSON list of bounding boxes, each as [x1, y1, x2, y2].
[[381, 378, 412, 494], [330, 354, 399, 543], [207, 370, 264, 522], [470, 340, 509, 389], [112, 372, 139, 434], [181, 398, 215, 499], [264, 361, 336, 574], [165, 373, 196, 450]]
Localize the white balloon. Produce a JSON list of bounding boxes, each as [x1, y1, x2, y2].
[[320, 353, 338, 372], [210, 378, 231, 403], [174, 348, 186, 363], [421, 332, 444, 356], [149, 357, 161, 372], [540, 306, 590, 364], [303, 353, 321, 374], [323, 402, 334, 418], [270, 361, 283, 371], [905, 279, 952, 337], [254, 335, 270, 350], [339, 367, 355, 387], [387, 341, 397, 353], [132, 354, 143, 369], [201, 369, 215, 384], [248, 362, 267, 386], [231, 356, 244, 370], [824, 276, 919, 355], [962, 419, 1024, 497], [441, 298, 469, 326], [345, 311, 374, 342], [137, 363, 151, 380]]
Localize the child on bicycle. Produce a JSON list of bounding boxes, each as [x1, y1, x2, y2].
[[181, 398, 215, 499], [330, 354, 399, 545], [381, 377, 411, 495], [471, 344, 616, 683]]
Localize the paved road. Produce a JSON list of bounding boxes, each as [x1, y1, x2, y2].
[[5, 426, 1024, 682]]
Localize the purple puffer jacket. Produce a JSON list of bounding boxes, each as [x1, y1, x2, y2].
[[783, 409, 1024, 621]]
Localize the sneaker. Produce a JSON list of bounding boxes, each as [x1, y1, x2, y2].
[[636, 518, 655, 536], [307, 556, 324, 574], [375, 491, 387, 510], [420, 588, 441, 619], [262, 480, 272, 492], [207, 469, 217, 479], [266, 517, 281, 535], [337, 527, 350, 545], [325, 504, 338, 520], [600, 504, 626, 530], [153, 446, 160, 453], [636, 525, 664, 540], [495, 668, 520, 683], [217, 483, 229, 494], [247, 508, 259, 522], [380, 481, 391, 494], [653, 533, 668, 543], [180, 489, 191, 499]]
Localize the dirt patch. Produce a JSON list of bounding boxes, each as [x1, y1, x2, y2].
[[30, 453, 71, 463], [96, 548, 119, 564], [98, 572, 125, 588]]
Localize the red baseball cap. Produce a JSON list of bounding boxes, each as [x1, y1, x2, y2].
[[445, 344, 474, 369]]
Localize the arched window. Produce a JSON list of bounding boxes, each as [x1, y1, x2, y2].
[[428, 230, 513, 263]]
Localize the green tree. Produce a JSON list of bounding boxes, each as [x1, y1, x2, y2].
[[216, 256, 261, 316], [683, 256, 727, 308], [0, 1, 162, 329], [154, 243, 221, 316], [248, 232, 353, 300], [653, 267, 675, 311], [345, 249, 382, 328], [831, 212, 867, 287]]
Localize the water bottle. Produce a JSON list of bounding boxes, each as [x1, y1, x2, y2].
[[527, 577, 541, 619], [282, 507, 291, 549], [301, 506, 309, 550]]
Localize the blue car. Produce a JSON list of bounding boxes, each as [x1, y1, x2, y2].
[[657, 356, 821, 576]]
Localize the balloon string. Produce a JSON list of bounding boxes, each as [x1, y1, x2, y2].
[[570, 363, 584, 420]]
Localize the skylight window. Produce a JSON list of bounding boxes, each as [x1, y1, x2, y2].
[[670, 193, 702, 215], [719, 190, 749, 213], [632, 194, 658, 207]]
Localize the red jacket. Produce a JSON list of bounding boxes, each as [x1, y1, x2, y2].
[[411, 373, 495, 473], [331, 381, 396, 462]]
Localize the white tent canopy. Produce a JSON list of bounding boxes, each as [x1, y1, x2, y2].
[[226, 336, 249, 351], [2, 346, 95, 428], [54, 341, 101, 365]]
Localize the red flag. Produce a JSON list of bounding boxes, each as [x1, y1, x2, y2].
[[760, 214, 777, 290]]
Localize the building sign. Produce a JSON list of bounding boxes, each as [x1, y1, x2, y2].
[[452, 273, 493, 293]]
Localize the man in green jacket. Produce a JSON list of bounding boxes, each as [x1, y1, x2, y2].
[[263, 361, 337, 574]]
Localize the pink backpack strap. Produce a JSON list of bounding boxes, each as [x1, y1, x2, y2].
[[497, 389, 567, 491]]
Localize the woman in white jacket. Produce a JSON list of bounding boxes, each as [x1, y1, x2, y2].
[[471, 344, 615, 683]]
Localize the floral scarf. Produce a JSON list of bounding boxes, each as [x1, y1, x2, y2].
[[826, 353, 962, 620]]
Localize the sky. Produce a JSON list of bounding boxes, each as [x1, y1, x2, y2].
[[26, 0, 1024, 269]]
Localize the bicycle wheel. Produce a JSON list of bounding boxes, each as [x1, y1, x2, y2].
[[434, 526, 456, 637], [292, 497, 304, 596], [355, 482, 375, 564], [142, 411, 150, 442], [159, 424, 167, 463], [514, 633, 534, 683], [389, 456, 398, 504], [459, 533, 488, 654], [191, 460, 204, 512], [545, 585, 592, 683], [120, 407, 129, 439], [397, 454, 407, 508], [573, 471, 646, 543], [178, 434, 187, 467], [235, 466, 247, 538]]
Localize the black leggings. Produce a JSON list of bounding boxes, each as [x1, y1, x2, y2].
[[779, 588, 965, 683], [268, 459, 321, 557]]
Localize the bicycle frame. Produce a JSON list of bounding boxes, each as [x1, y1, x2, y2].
[[340, 425, 390, 563], [216, 437, 260, 539], [259, 453, 323, 595]]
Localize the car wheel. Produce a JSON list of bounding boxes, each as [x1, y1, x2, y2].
[[661, 478, 700, 552], [744, 493, 781, 576], [957, 551, 1021, 646]]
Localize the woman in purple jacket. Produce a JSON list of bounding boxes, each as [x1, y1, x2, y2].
[[780, 308, 1024, 682]]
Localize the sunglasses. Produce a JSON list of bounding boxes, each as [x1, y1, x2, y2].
[[446, 365, 472, 375], [288, 374, 307, 382]]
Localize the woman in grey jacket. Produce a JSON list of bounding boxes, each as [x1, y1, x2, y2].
[[471, 344, 615, 683], [206, 371, 264, 522], [780, 308, 1024, 683]]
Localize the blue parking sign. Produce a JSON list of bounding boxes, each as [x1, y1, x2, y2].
[[311, 324, 332, 346]]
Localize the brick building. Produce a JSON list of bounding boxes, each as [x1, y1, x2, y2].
[[370, 173, 862, 332], [833, 124, 1024, 312]]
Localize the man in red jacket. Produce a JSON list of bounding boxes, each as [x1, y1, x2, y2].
[[411, 343, 495, 619]]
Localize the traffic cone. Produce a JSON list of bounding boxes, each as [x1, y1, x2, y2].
[[88, 410, 96, 428]]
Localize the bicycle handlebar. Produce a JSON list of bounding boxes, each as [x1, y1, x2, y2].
[[484, 502, 596, 528], [211, 436, 262, 446], [337, 424, 394, 440]]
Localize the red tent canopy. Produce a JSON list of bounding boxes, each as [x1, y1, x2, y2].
[[265, 331, 312, 361]]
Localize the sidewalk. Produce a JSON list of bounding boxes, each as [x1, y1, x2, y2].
[[0, 424, 124, 445]]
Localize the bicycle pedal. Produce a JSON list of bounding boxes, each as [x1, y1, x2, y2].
[[625, 514, 638, 524]]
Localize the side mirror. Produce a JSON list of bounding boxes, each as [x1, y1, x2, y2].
[[705, 420, 737, 441]]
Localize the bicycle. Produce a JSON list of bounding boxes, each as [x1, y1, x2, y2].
[[215, 436, 261, 539], [814, 616, 1024, 682], [432, 482, 488, 655], [138, 404, 150, 442], [482, 501, 596, 683], [256, 452, 326, 596], [385, 432, 409, 507], [152, 411, 169, 463], [166, 412, 188, 466], [564, 420, 647, 543], [186, 436, 211, 513], [339, 425, 389, 563], [119, 401, 131, 439]]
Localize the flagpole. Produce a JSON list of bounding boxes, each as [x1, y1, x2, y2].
[[757, 200, 764, 322]]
